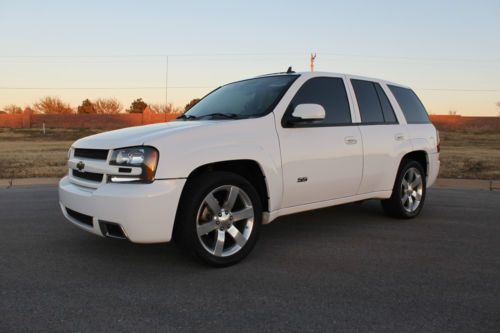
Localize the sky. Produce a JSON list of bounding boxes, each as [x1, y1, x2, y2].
[[0, 0, 499, 116]]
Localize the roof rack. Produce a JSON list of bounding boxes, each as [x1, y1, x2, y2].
[[257, 66, 296, 77]]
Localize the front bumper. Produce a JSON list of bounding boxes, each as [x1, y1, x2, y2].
[[58, 176, 186, 243]]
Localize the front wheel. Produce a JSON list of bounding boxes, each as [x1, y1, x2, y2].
[[174, 171, 262, 267], [381, 160, 426, 219]]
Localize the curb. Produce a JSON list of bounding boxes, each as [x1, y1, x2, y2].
[[433, 178, 500, 191], [1, 177, 499, 191], [0, 177, 60, 188]]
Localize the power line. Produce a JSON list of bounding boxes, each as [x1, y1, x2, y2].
[[0, 86, 213, 90], [0, 52, 498, 63], [415, 88, 500, 92]]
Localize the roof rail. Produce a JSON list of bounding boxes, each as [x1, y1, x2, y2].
[[256, 66, 296, 77]]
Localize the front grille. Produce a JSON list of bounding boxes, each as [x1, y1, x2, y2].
[[74, 148, 109, 160], [72, 169, 103, 182], [66, 208, 93, 227]]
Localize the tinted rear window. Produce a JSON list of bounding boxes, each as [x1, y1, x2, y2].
[[351, 80, 384, 123], [388, 85, 430, 124]]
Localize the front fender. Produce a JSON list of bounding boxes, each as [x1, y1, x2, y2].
[[146, 115, 283, 212]]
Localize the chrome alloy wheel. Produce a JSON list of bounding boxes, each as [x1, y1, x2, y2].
[[401, 167, 424, 213], [196, 185, 254, 257]]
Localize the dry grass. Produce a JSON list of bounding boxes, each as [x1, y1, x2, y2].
[[0, 128, 102, 179], [438, 130, 500, 179], [0, 128, 499, 180]]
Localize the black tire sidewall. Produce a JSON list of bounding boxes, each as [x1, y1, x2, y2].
[[392, 160, 427, 218], [174, 171, 262, 267]]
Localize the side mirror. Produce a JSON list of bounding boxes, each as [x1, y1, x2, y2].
[[290, 104, 326, 122]]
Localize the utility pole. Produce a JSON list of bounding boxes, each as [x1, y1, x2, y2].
[[165, 55, 169, 120], [310, 53, 317, 72]]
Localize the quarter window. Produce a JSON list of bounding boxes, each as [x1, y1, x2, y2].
[[388, 85, 430, 124], [375, 84, 397, 123], [351, 80, 397, 124], [284, 77, 351, 126]]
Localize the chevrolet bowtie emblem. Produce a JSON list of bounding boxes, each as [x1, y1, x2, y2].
[[76, 161, 85, 171]]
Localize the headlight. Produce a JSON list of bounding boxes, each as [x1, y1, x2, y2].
[[109, 146, 159, 183]]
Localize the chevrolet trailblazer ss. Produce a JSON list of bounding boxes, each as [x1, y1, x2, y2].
[[59, 70, 440, 266]]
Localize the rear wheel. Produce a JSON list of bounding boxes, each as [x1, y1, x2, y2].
[[174, 171, 262, 267], [382, 159, 426, 219]]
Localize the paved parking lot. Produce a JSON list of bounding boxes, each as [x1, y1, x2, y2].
[[1, 185, 499, 332]]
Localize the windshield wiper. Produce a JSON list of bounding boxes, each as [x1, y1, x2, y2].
[[199, 113, 242, 120], [176, 114, 198, 120]]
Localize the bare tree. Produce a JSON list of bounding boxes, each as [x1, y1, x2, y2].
[[94, 98, 123, 114], [33, 96, 73, 114], [2, 104, 23, 114], [149, 103, 182, 114]]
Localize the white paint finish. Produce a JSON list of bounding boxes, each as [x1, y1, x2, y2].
[[292, 103, 326, 120], [356, 124, 413, 193], [59, 176, 185, 243], [273, 72, 363, 207], [59, 71, 440, 243], [278, 125, 363, 207], [427, 152, 440, 187], [268, 190, 393, 221], [147, 113, 284, 212]]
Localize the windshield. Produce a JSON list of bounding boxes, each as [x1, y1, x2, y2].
[[182, 75, 298, 120]]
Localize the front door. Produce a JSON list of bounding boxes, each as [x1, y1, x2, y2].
[[277, 76, 363, 208]]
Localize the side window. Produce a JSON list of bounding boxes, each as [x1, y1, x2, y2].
[[351, 80, 384, 123], [285, 77, 351, 126], [375, 84, 397, 123], [351, 79, 398, 124], [388, 85, 430, 124]]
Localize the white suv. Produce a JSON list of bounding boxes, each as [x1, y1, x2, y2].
[[59, 70, 440, 266]]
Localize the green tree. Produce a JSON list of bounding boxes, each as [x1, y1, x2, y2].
[[127, 98, 148, 113], [184, 98, 200, 111], [77, 99, 96, 114]]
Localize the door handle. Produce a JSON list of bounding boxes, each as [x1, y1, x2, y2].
[[395, 133, 405, 141], [344, 136, 358, 145]]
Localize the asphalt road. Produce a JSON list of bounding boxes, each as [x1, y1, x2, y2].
[[0, 186, 499, 332]]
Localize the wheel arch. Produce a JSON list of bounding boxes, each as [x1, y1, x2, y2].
[[400, 150, 429, 177], [181, 159, 270, 213]]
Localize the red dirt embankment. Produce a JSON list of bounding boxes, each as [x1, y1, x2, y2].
[[430, 115, 500, 131], [0, 109, 498, 131], [0, 107, 178, 130]]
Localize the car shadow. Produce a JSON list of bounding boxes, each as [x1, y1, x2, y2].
[[59, 199, 406, 271]]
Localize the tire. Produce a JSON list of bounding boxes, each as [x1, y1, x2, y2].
[[381, 159, 427, 219], [174, 171, 262, 267]]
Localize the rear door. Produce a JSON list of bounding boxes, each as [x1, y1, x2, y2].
[[348, 78, 412, 194], [277, 75, 363, 208]]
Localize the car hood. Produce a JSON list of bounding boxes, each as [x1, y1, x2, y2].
[[72, 120, 219, 149]]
